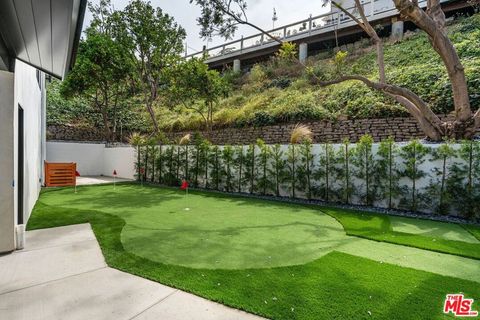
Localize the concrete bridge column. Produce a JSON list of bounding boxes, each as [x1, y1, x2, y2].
[[233, 59, 241, 72], [299, 43, 308, 63], [391, 17, 404, 41]]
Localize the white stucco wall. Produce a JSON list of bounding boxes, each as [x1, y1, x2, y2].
[[46, 142, 136, 179], [0, 70, 15, 252], [14, 60, 45, 224], [46, 142, 105, 176], [103, 146, 136, 179], [0, 60, 46, 252]]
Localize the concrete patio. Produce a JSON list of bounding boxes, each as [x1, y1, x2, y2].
[[0, 224, 265, 320], [76, 176, 133, 186]]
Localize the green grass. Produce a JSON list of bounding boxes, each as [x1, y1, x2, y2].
[[324, 207, 480, 260], [28, 184, 480, 319]]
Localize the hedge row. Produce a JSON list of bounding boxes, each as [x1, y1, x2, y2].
[[133, 135, 480, 221]]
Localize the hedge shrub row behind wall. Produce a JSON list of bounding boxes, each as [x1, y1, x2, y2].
[[133, 135, 480, 221]]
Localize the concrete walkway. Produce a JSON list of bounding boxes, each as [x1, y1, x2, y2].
[[0, 224, 265, 320]]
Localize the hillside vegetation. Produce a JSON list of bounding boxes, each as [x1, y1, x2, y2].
[[47, 13, 480, 134], [159, 13, 480, 131]]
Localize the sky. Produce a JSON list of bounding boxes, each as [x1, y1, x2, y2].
[[83, 0, 331, 55]]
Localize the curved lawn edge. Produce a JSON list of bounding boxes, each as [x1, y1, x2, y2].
[[464, 225, 480, 241], [36, 184, 480, 260], [27, 197, 480, 320], [319, 208, 480, 260]]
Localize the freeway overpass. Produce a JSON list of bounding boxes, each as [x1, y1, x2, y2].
[[186, 0, 471, 71]]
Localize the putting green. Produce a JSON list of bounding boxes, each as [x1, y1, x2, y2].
[[38, 184, 480, 281], [390, 216, 479, 243]]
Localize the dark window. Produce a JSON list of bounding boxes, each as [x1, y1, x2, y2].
[[36, 70, 41, 89], [18, 105, 24, 225]]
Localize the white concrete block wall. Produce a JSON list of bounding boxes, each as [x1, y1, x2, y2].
[[103, 146, 136, 179], [46, 142, 136, 179], [46, 142, 105, 176]]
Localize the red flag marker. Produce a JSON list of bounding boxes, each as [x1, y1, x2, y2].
[[113, 170, 117, 190], [75, 170, 80, 177], [181, 180, 190, 211]]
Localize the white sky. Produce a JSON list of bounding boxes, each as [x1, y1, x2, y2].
[[83, 0, 331, 54]]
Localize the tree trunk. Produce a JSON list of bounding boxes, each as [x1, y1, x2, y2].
[[146, 100, 159, 133], [393, 0, 474, 137], [100, 108, 112, 142]]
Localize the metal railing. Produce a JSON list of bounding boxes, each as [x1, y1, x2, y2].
[[185, 0, 431, 61]]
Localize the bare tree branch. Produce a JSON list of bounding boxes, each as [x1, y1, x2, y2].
[[332, 0, 386, 83], [212, 0, 282, 44]]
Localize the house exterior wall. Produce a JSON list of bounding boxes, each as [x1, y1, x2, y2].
[[0, 71, 15, 252], [0, 60, 45, 252], [14, 60, 46, 225]]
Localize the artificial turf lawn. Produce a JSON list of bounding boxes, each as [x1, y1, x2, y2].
[[324, 207, 480, 260], [28, 183, 480, 319]]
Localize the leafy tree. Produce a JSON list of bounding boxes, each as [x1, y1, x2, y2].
[[200, 140, 212, 188], [333, 139, 353, 204], [115, 0, 186, 132], [128, 132, 146, 181], [255, 139, 272, 195], [163, 145, 177, 185], [313, 143, 335, 201], [426, 141, 457, 214], [449, 140, 480, 219], [145, 137, 158, 182], [179, 134, 192, 181], [168, 58, 230, 131], [193, 0, 480, 140], [351, 134, 375, 205], [297, 139, 314, 199], [154, 132, 169, 184], [61, 0, 134, 142], [376, 137, 400, 209], [398, 140, 430, 211], [243, 144, 256, 194], [221, 145, 235, 192], [287, 125, 312, 198], [269, 144, 287, 197], [208, 145, 221, 189], [190, 134, 207, 187], [46, 79, 93, 127], [233, 146, 245, 193]]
